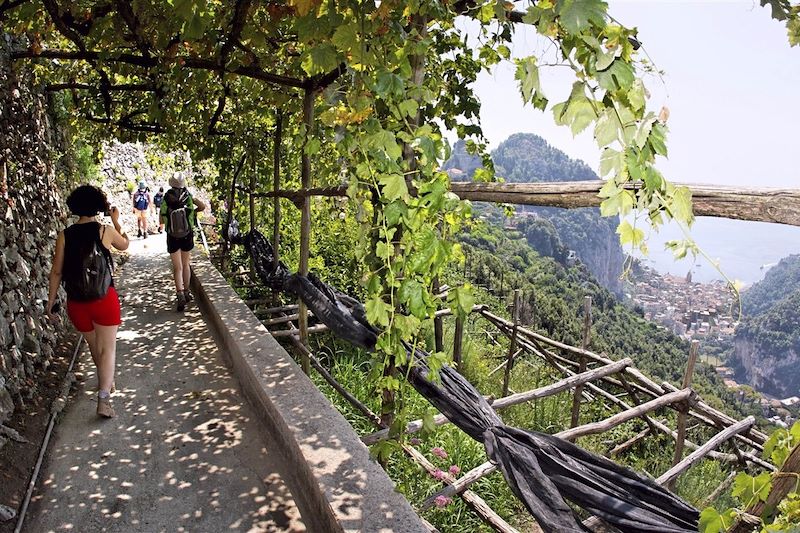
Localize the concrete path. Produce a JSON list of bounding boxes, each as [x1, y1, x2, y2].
[[25, 236, 305, 533]]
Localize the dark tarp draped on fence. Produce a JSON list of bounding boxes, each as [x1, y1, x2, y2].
[[229, 225, 379, 350], [229, 227, 699, 533], [406, 346, 699, 533]]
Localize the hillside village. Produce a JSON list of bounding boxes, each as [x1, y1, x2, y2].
[[625, 263, 737, 340], [624, 262, 800, 428]]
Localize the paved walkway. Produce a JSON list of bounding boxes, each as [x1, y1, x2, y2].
[[26, 237, 305, 532]]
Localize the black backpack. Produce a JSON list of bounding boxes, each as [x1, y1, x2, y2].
[[64, 230, 113, 301], [167, 189, 192, 238]]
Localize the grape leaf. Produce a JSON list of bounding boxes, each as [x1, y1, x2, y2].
[[332, 22, 359, 52], [557, 0, 608, 34], [599, 147, 624, 177], [554, 82, 597, 135], [515, 57, 547, 110], [399, 279, 428, 317], [597, 58, 635, 92], [379, 173, 409, 201], [594, 107, 620, 147], [670, 186, 693, 225], [447, 284, 475, 318], [302, 44, 340, 75], [600, 189, 634, 216], [698, 507, 735, 533], [732, 472, 772, 505], [616, 220, 644, 247], [366, 295, 392, 327]]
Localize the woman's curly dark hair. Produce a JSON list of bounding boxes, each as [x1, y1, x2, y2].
[[66, 185, 107, 217]]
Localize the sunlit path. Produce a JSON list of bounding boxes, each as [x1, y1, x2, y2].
[[24, 237, 304, 533]]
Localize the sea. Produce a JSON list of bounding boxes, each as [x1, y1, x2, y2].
[[632, 217, 800, 287]]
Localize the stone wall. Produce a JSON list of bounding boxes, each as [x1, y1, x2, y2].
[[0, 35, 66, 422]]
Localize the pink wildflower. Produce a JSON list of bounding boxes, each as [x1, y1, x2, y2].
[[432, 468, 446, 480], [431, 446, 448, 459], [448, 465, 461, 475], [434, 495, 453, 508], [409, 437, 421, 446]]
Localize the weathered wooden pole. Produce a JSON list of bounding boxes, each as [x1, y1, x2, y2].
[[570, 296, 592, 429], [266, 182, 800, 228], [502, 289, 522, 397], [272, 110, 283, 270], [248, 147, 257, 281], [729, 443, 800, 533], [433, 278, 444, 353], [453, 314, 464, 371], [221, 152, 246, 268], [297, 88, 313, 375], [668, 340, 700, 490], [658, 415, 755, 487]]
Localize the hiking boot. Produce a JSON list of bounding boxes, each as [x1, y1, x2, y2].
[[137, 229, 142, 238], [184, 290, 194, 303], [97, 397, 115, 418], [176, 292, 186, 312], [143, 232, 148, 239]]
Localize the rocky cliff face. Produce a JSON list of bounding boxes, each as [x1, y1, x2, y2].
[[0, 36, 67, 423], [732, 263, 800, 397], [444, 135, 625, 294], [734, 337, 800, 398]]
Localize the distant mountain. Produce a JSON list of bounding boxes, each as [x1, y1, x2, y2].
[[733, 255, 800, 396], [445, 134, 624, 293]]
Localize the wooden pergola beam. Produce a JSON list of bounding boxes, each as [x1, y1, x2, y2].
[[450, 181, 800, 227], [252, 181, 800, 227]]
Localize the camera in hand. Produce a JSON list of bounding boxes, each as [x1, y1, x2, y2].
[[104, 202, 112, 217]]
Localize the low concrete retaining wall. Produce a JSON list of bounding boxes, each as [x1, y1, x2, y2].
[[191, 254, 427, 533]]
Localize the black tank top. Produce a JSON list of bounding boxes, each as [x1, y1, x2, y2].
[[63, 222, 114, 299]]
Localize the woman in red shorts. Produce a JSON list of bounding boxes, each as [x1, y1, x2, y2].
[[47, 185, 129, 418]]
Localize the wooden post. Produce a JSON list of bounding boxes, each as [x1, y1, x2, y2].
[[669, 340, 700, 490], [297, 88, 313, 375], [248, 147, 257, 281], [502, 289, 522, 397], [453, 315, 464, 371], [221, 152, 247, 268], [570, 296, 592, 429], [729, 443, 800, 533], [433, 278, 443, 353], [272, 110, 283, 270]]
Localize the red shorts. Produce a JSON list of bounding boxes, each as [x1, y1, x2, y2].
[[66, 286, 122, 332]]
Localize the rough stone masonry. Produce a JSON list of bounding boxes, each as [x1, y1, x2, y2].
[[0, 35, 67, 426]]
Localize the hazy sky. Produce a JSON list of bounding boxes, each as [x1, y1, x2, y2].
[[469, 1, 800, 189]]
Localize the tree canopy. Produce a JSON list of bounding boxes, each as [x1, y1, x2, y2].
[[4, 0, 798, 433]]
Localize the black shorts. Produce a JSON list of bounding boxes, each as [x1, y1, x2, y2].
[[167, 233, 194, 254]]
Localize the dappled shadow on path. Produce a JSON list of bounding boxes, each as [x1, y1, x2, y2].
[[25, 238, 304, 533]]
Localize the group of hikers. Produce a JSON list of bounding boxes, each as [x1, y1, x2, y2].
[[131, 180, 165, 237], [46, 173, 205, 419]]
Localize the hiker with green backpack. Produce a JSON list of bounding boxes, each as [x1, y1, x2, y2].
[[160, 173, 206, 311]]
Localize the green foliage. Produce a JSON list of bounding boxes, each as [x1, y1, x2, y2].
[[700, 422, 800, 533], [764, 421, 800, 468], [761, 0, 800, 46], [732, 258, 800, 396]]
